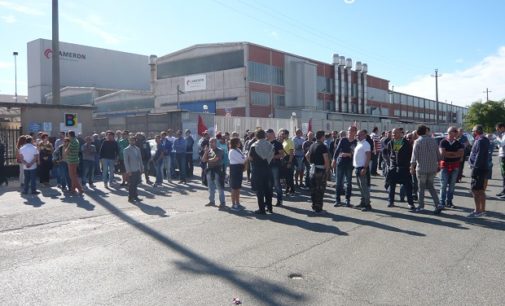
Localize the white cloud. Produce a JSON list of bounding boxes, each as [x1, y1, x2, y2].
[[0, 1, 44, 15], [1, 14, 16, 23], [0, 61, 13, 69], [396, 46, 505, 107], [62, 13, 121, 45]]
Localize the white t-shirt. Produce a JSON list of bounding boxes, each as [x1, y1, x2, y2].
[[229, 148, 245, 165], [19, 143, 39, 170], [353, 139, 371, 168]]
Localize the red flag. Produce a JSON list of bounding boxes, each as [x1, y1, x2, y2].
[[197, 115, 207, 136], [308, 118, 312, 132]]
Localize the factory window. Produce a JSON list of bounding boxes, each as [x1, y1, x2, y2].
[[96, 98, 154, 113], [317, 76, 334, 93], [157, 50, 244, 79], [249, 61, 271, 84], [274, 94, 285, 107], [248, 61, 284, 86], [250, 91, 270, 106], [272, 66, 284, 86]]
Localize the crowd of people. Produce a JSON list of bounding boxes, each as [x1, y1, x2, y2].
[[9, 122, 505, 218]]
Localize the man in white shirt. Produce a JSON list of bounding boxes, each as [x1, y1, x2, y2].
[[496, 122, 505, 198], [19, 136, 39, 195], [353, 129, 372, 211]]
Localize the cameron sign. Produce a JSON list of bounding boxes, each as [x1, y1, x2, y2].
[[184, 74, 206, 92], [44, 48, 86, 60]]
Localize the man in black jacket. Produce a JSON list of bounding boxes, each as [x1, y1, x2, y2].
[[387, 128, 416, 210]]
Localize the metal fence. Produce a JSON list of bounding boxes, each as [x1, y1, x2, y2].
[[0, 127, 22, 166]]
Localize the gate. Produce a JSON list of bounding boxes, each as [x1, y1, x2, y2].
[[0, 126, 22, 166]]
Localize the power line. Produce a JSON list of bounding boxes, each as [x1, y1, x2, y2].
[[230, 0, 430, 73]]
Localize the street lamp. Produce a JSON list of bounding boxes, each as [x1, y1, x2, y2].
[[13, 51, 18, 103]]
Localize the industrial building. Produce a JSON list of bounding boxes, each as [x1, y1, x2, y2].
[[153, 42, 467, 128]]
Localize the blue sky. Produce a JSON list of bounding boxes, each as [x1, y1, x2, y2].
[[1, 0, 504, 106]]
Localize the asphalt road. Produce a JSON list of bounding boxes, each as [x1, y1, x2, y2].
[[1, 158, 504, 306]]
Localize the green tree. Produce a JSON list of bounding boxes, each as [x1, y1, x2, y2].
[[464, 99, 505, 132]]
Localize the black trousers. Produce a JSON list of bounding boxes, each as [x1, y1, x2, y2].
[[128, 171, 141, 200], [253, 168, 272, 212], [186, 153, 194, 177], [388, 168, 414, 205], [310, 170, 327, 211]]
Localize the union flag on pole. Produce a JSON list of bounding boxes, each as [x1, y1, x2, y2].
[[197, 115, 207, 136]]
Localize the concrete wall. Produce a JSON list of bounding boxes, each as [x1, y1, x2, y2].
[[20, 105, 94, 137]]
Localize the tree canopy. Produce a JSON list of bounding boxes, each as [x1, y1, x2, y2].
[[464, 99, 505, 132]]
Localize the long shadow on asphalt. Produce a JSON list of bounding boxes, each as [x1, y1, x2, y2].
[[85, 192, 306, 306], [435, 210, 505, 231], [371, 208, 469, 230], [280, 205, 426, 237], [22, 194, 45, 207], [131, 201, 168, 217], [60, 195, 95, 211]]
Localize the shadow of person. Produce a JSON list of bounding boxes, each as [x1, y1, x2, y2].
[[60, 195, 95, 211], [22, 194, 46, 207], [131, 201, 168, 217], [85, 192, 306, 306], [282, 205, 426, 237]]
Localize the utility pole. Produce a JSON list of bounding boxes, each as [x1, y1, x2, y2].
[[431, 69, 441, 125], [483, 88, 492, 102], [52, 0, 60, 105], [13, 51, 18, 103], [176, 85, 184, 110]]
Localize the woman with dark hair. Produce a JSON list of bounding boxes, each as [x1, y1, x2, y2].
[[228, 137, 245, 211], [38, 133, 53, 186], [16, 135, 27, 186]]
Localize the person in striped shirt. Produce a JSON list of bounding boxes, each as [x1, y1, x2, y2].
[[65, 130, 83, 195]]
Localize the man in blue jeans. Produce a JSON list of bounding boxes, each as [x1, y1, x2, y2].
[[99, 131, 119, 188], [439, 127, 464, 209], [19, 136, 39, 195], [333, 126, 357, 207], [173, 130, 187, 184], [267, 129, 284, 206]]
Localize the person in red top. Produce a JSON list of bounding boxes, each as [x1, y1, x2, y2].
[[439, 127, 464, 209]]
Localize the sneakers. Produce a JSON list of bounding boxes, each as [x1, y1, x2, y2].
[[205, 201, 216, 207], [231, 204, 240, 211], [387, 202, 395, 208], [467, 211, 485, 218], [408, 204, 417, 211], [434, 207, 443, 215], [254, 209, 266, 215], [344, 200, 353, 208], [275, 201, 283, 207], [334, 200, 342, 207], [415, 207, 424, 213]]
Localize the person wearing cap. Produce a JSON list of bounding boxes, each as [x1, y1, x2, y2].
[[185, 129, 195, 178]]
